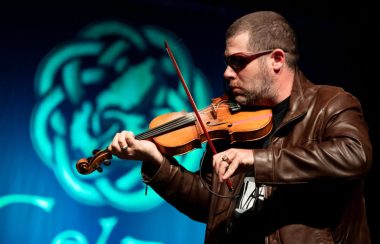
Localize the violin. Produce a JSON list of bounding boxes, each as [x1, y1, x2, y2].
[[76, 95, 273, 175]]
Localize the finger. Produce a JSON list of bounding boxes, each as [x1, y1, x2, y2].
[[214, 153, 227, 169], [222, 154, 229, 161], [218, 160, 230, 182], [222, 159, 239, 180], [108, 132, 122, 152], [213, 152, 229, 179], [214, 160, 222, 181], [212, 153, 221, 168], [118, 131, 129, 149], [213, 152, 230, 167], [124, 131, 135, 147]]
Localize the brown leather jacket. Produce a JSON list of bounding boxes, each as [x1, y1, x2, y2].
[[142, 70, 372, 244]]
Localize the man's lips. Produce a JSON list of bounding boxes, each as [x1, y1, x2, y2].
[[231, 87, 243, 95]]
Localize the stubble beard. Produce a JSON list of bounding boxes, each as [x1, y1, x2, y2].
[[244, 66, 275, 107]]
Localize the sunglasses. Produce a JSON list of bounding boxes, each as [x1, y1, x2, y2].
[[225, 50, 273, 71]]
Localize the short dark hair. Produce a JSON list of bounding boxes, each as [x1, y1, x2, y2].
[[226, 11, 299, 69]]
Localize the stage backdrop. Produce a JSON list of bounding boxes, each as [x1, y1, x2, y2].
[[1, 2, 378, 244]]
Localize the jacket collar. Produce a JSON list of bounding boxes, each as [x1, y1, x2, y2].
[[281, 68, 311, 126]]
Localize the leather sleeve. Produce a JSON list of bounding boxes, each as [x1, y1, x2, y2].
[[254, 90, 372, 184], [141, 155, 212, 222]]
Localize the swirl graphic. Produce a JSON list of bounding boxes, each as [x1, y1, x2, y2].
[[30, 21, 212, 212]]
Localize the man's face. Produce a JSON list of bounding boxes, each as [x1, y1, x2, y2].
[[224, 32, 276, 107]]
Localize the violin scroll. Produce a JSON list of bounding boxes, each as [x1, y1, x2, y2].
[[76, 149, 113, 175]]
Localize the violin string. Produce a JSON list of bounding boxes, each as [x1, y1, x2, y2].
[[135, 105, 214, 140], [136, 109, 222, 140], [136, 115, 192, 139], [137, 107, 270, 142], [135, 103, 244, 140], [136, 113, 196, 140], [152, 115, 196, 137]]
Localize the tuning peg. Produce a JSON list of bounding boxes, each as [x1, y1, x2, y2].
[[92, 149, 100, 155], [97, 167, 103, 173], [103, 159, 111, 166]]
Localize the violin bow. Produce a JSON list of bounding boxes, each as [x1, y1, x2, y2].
[[164, 41, 234, 192]]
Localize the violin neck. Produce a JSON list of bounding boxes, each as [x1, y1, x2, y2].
[[135, 113, 196, 140]]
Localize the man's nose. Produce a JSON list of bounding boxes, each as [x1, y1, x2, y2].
[[223, 66, 236, 80]]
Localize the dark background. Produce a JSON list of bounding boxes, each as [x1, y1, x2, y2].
[[1, 1, 378, 243]]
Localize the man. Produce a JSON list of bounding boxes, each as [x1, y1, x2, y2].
[[108, 11, 372, 243]]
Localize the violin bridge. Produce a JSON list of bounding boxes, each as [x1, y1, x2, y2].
[[210, 104, 217, 119]]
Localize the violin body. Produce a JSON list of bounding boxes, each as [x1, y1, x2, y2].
[[151, 107, 272, 156], [76, 95, 272, 175]]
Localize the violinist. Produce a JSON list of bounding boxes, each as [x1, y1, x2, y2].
[[108, 11, 372, 244]]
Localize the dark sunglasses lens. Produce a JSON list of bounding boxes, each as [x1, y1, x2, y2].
[[227, 55, 248, 70]]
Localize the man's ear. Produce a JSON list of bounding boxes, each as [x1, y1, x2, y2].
[[272, 49, 286, 72]]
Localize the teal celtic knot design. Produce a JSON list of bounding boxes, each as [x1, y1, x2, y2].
[[30, 21, 212, 212]]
